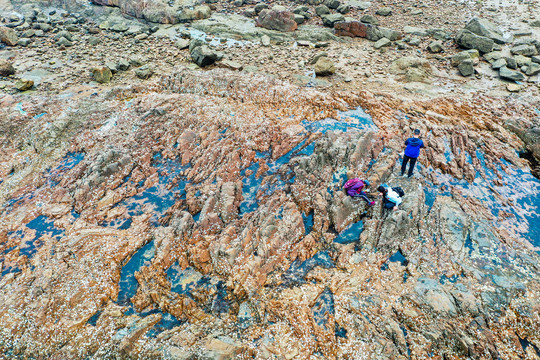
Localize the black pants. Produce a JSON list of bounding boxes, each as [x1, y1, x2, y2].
[[401, 155, 417, 177]]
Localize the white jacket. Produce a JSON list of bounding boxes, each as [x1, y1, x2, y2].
[[386, 187, 402, 206]]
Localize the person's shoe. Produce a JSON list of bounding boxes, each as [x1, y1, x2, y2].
[[369, 201, 375, 206]]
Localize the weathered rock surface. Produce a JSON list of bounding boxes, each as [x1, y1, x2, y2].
[[0, 59, 15, 76], [456, 29, 494, 54], [0, 26, 18, 46], [314, 56, 335, 75], [256, 9, 298, 32]]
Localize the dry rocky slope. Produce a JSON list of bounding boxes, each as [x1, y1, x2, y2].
[[1, 0, 540, 359]]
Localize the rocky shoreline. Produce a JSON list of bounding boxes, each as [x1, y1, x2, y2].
[[1, 0, 540, 359]]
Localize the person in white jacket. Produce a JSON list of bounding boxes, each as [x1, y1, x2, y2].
[[377, 185, 402, 211]]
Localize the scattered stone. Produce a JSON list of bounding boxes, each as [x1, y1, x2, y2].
[[530, 20, 540, 27], [514, 55, 531, 68], [261, 35, 271, 46], [15, 78, 34, 91], [0, 26, 18, 46], [190, 45, 223, 67], [57, 37, 73, 47], [54, 31, 73, 41], [178, 6, 212, 22], [456, 29, 494, 54], [465, 17, 508, 44], [403, 26, 428, 37], [129, 57, 145, 67], [427, 41, 443, 53], [117, 59, 130, 71], [321, 13, 345, 28], [310, 52, 328, 64], [293, 14, 305, 24], [256, 10, 298, 32], [134, 65, 154, 79], [175, 38, 190, 50], [360, 14, 378, 25], [233, 0, 243, 7], [92, 66, 113, 83], [22, 30, 35, 38], [524, 62, 540, 76], [491, 58, 506, 70], [504, 57, 517, 69], [428, 28, 452, 40], [88, 36, 100, 46], [375, 7, 392, 16], [410, 9, 422, 15], [458, 59, 474, 76], [324, 0, 341, 9], [221, 60, 243, 70], [254, 3, 269, 14], [408, 37, 421, 46], [510, 44, 538, 57], [506, 83, 521, 92], [315, 5, 331, 16], [106, 62, 118, 74], [484, 51, 503, 63], [374, 38, 391, 49], [336, 5, 350, 14], [499, 66, 525, 82], [314, 56, 335, 76], [17, 38, 32, 47], [389, 56, 432, 82], [244, 8, 256, 17], [0, 59, 15, 76], [532, 56, 540, 64]]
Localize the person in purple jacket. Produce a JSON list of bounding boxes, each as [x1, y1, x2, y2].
[[401, 129, 425, 177]]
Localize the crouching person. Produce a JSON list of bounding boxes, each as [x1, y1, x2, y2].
[[377, 184, 403, 211]]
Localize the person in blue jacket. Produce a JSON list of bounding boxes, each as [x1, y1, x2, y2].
[[401, 129, 425, 177]]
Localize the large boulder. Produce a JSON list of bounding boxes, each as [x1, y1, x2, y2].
[[256, 10, 298, 32], [0, 26, 18, 46], [464, 17, 508, 44], [190, 45, 223, 67], [455, 29, 494, 54], [0, 59, 15, 76]]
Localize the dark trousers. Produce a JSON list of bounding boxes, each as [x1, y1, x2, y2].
[[401, 155, 417, 177], [352, 191, 370, 204], [383, 197, 396, 209]]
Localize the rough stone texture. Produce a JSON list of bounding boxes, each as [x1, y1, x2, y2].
[[511, 44, 538, 57], [321, 13, 345, 27], [457, 59, 474, 76], [464, 17, 507, 44], [314, 56, 335, 76], [389, 56, 432, 82], [256, 10, 298, 32], [499, 66, 525, 82], [0, 59, 15, 76], [134, 65, 153, 79], [92, 66, 113, 83], [190, 45, 223, 67], [14, 79, 34, 91], [0, 26, 18, 46], [455, 29, 494, 54]]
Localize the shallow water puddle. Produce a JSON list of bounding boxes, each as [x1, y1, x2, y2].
[[427, 153, 540, 248], [282, 250, 334, 286], [117, 240, 155, 312], [334, 221, 364, 244], [311, 287, 334, 329]]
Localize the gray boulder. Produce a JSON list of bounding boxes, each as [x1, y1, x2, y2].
[[315, 5, 330, 16], [510, 44, 538, 57], [427, 40, 443, 53], [190, 45, 223, 67], [324, 0, 340, 9], [134, 65, 153, 79], [455, 29, 494, 54], [375, 7, 392, 16], [374, 38, 391, 49], [524, 63, 540, 76], [491, 58, 506, 69], [360, 14, 378, 25], [499, 66, 525, 82], [458, 59, 474, 76], [321, 13, 345, 27], [464, 17, 507, 44]]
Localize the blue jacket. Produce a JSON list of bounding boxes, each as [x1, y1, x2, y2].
[[404, 137, 424, 158]]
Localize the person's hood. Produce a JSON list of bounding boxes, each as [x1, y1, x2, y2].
[[408, 137, 422, 146]]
